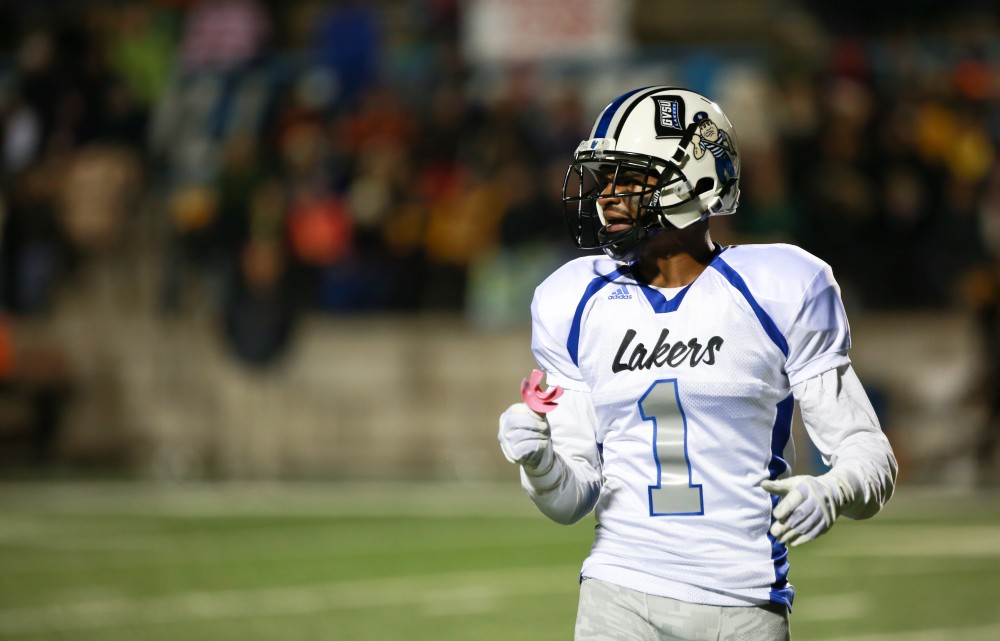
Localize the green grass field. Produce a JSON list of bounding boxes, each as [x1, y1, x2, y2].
[[0, 481, 999, 641]]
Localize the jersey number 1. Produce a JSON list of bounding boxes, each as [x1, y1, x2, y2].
[[638, 379, 704, 516]]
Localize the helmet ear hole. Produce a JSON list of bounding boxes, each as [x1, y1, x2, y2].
[[693, 177, 715, 196]]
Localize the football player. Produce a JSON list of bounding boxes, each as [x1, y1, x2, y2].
[[498, 87, 897, 641]]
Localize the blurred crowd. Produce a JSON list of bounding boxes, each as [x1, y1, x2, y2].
[[1, 0, 1000, 365]]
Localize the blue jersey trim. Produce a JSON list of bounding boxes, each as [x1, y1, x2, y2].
[[768, 394, 794, 609], [567, 267, 628, 366], [768, 395, 793, 480], [637, 283, 692, 313], [593, 87, 652, 138], [710, 257, 790, 357]]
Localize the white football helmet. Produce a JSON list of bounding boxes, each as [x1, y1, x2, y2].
[[563, 87, 741, 261]]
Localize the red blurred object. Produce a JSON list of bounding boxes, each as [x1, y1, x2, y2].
[[287, 196, 355, 265], [0, 317, 13, 382], [954, 59, 993, 100]]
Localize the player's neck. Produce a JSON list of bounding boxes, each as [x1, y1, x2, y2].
[[635, 224, 717, 289]]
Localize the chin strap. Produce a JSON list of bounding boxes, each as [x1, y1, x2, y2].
[[668, 122, 698, 166]]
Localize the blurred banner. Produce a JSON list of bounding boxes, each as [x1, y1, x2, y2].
[[461, 0, 633, 63]]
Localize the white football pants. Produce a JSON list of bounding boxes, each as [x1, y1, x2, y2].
[[575, 577, 790, 641]]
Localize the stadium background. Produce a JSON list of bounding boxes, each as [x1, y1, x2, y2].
[[1, 1, 999, 639]]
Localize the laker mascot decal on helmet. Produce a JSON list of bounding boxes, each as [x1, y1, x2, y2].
[[691, 111, 737, 189]]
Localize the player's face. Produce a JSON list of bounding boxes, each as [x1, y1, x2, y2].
[[598, 168, 656, 233]]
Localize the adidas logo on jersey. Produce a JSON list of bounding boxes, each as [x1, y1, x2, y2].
[[608, 286, 632, 300]]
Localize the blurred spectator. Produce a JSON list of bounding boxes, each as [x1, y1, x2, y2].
[[961, 261, 1000, 485], [0, 316, 11, 383], [2, 0, 1000, 483], [307, 1, 382, 107], [287, 191, 353, 268], [162, 183, 221, 311], [14, 30, 60, 157], [421, 166, 507, 310], [0, 318, 74, 467], [0, 0, 998, 343], [59, 145, 144, 252], [223, 238, 296, 367], [213, 135, 265, 254], [168, 134, 269, 307], [178, 0, 270, 74], [16, 343, 73, 466], [466, 159, 571, 328], [1, 163, 66, 314], [734, 145, 799, 243], [109, 3, 178, 108], [2, 93, 43, 175]]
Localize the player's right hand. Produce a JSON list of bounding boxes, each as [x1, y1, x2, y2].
[[498, 403, 554, 473]]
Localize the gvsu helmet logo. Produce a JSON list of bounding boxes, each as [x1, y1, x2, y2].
[[653, 97, 686, 137]]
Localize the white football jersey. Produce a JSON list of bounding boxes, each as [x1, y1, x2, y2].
[[530, 243, 852, 608]]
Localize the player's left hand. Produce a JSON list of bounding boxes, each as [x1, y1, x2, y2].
[[760, 474, 847, 547]]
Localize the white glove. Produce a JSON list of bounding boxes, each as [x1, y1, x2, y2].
[[760, 472, 853, 547], [498, 403, 554, 474]]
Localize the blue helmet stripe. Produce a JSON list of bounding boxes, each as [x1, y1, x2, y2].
[[593, 86, 653, 138]]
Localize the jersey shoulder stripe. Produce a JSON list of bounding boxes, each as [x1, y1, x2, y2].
[[719, 243, 832, 305], [711, 256, 789, 357], [568, 265, 629, 366], [716, 243, 834, 334], [532, 256, 626, 378]]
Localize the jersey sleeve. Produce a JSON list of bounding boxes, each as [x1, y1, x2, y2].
[[783, 262, 852, 387], [530, 263, 593, 392], [792, 364, 897, 520], [519, 388, 603, 524]]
